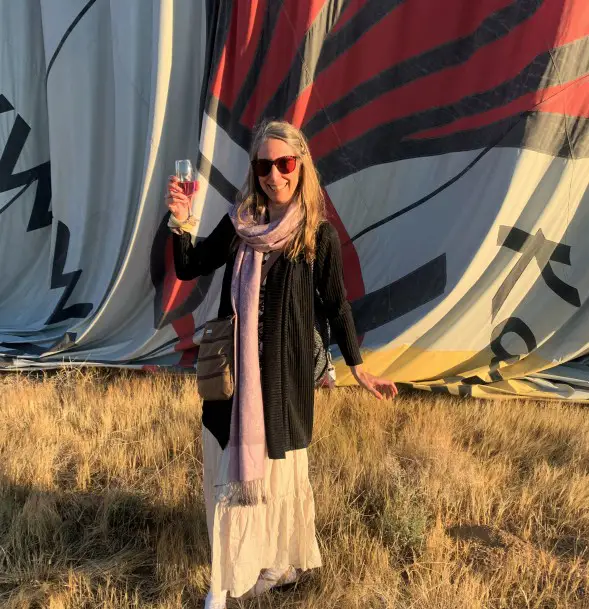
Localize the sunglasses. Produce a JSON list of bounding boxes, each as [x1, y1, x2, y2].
[[251, 156, 298, 177]]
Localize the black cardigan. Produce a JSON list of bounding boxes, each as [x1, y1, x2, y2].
[[173, 213, 362, 459]]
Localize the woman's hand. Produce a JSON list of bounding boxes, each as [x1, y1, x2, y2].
[[351, 365, 398, 400], [165, 176, 191, 223]]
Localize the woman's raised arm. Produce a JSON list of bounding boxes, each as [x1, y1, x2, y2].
[[166, 175, 236, 280], [172, 213, 236, 280]]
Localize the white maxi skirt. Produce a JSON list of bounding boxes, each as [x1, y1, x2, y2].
[[202, 426, 323, 598]]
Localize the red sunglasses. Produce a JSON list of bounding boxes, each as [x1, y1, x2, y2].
[[251, 155, 298, 177]]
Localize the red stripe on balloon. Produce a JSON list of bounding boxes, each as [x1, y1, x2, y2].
[[179, 346, 199, 368], [162, 238, 197, 314], [309, 0, 588, 159], [288, 0, 511, 127], [240, 0, 327, 128], [541, 76, 589, 118], [323, 190, 365, 346], [330, 0, 369, 35], [173, 315, 199, 368], [162, 235, 199, 367], [323, 189, 365, 303], [407, 76, 589, 140], [211, 0, 268, 108]]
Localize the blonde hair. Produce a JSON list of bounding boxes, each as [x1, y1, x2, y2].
[[236, 120, 326, 263]]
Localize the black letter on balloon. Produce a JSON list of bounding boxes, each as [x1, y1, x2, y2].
[[0, 96, 52, 230], [488, 317, 537, 381], [351, 254, 447, 334], [46, 222, 93, 324], [1, 94, 92, 326], [492, 226, 580, 320]]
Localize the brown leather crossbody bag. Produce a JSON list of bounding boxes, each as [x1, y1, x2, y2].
[[195, 250, 281, 401]]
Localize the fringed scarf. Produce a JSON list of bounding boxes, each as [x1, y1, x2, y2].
[[227, 203, 302, 505]]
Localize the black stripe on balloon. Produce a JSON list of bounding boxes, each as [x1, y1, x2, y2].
[[0, 182, 32, 216], [430, 386, 452, 395], [304, 0, 544, 139], [0, 342, 46, 357], [396, 111, 588, 161], [457, 384, 475, 397], [502, 111, 587, 158], [347, 114, 524, 245], [0, 113, 52, 230], [197, 152, 239, 203], [206, 98, 252, 151], [314, 0, 405, 75], [0, 116, 34, 189], [345, 110, 588, 245], [45, 0, 100, 82], [348, 254, 446, 336], [0, 95, 14, 113], [316, 35, 589, 184], [261, 0, 399, 120], [230, 0, 286, 122], [199, 0, 234, 135], [46, 222, 93, 325]]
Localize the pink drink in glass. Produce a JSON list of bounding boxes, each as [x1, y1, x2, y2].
[[175, 160, 197, 198], [179, 180, 197, 197]]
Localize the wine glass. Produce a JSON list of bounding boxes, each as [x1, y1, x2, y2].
[[175, 159, 197, 196]]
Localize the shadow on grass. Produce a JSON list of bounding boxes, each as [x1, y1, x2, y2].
[[0, 476, 210, 606]]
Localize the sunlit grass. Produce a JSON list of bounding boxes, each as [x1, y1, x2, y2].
[[0, 369, 587, 608]]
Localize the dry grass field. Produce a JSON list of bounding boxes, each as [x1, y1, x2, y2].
[[0, 369, 587, 608]]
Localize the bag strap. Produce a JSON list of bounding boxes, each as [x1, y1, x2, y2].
[[261, 250, 282, 283]]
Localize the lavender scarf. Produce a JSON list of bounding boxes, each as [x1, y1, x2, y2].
[[227, 203, 302, 505]]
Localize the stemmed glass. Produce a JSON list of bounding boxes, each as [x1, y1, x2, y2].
[[175, 159, 197, 196]]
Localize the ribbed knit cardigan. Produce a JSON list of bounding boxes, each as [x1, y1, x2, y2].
[[173, 213, 363, 459]]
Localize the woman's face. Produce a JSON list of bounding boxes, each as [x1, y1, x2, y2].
[[255, 138, 301, 206]]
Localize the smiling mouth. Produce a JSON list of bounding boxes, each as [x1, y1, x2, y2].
[[268, 184, 287, 192]]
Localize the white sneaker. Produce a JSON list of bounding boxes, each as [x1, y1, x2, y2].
[[204, 589, 227, 609], [240, 565, 300, 599]]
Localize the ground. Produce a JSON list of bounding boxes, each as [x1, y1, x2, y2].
[[0, 369, 587, 608]]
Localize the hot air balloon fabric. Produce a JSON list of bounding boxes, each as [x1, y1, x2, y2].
[[1, 0, 589, 400]]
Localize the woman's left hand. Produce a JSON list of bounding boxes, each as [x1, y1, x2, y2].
[[351, 365, 398, 400]]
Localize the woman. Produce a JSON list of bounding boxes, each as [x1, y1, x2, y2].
[[166, 120, 397, 609]]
